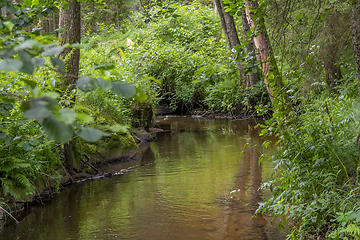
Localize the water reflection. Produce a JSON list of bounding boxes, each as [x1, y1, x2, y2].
[[0, 116, 284, 240]]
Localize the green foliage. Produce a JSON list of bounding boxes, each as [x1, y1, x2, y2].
[[257, 95, 360, 239]]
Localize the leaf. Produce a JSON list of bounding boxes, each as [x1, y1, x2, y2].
[[93, 78, 112, 92], [22, 141, 33, 151], [33, 57, 45, 66], [24, 107, 52, 120], [29, 138, 39, 146], [14, 40, 41, 51], [21, 79, 37, 89], [111, 81, 136, 98], [76, 113, 94, 123], [76, 77, 96, 92], [55, 28, 66, 33], [3, 21, 14, 31], [50, 57, 65, 73], [77, 127, 110, 142], [42, 116, 73, 143], [20, 60, 34, 74], [23, 0, 32, 6], [42, 46, 64, 56], [134, 88, 148, 102], [297, 13, 303, 21], [39, 92, 60, 99], [0, 59, 23, 72], [109, 124, 127, 133], [54, 108, 76, 125]]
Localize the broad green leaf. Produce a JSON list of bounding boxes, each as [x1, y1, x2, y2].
[[39, 92, 60, 99], [21, 79, 37, 89], [22, 141, 33, 151], [20, 61, 34, 74], [111, 81, 136, 98], [94, 78, 112, 92], [134, 88, 148, 102], [54, 108, 76, 125], [14, 40, 40, 51], [24, 107, 52, 120], [297, 13, 303, 21], [0, 59, 23, 72], [24, 0, 32, 6], [109, 124, 127, 133], [50, 57, 65, 73], [33, 57, 45, 66], [76, 113, 94, 123], [42, 46, 64, 56], [43, 117, 73, 143], [29, 138, 40, 146], [76, 77, 96, 92], [55, 28, 66, 33], [3, 21, 14, 31], [77, 127, 110, 142]]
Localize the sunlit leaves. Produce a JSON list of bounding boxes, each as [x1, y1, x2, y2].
[[76, 113, 94, 123]]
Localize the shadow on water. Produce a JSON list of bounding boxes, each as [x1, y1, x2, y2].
[[0, 116, 285, 240]]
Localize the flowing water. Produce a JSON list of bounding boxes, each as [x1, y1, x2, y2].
[[0, 116, 285, 240]]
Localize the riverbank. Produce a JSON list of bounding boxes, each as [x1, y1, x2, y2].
[[0, 127, 157, 222]]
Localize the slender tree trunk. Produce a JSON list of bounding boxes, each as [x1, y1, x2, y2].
[[241, 10, 258, 88], [324, 51, 341, 94], [115, 1, 120, 31], [352, 0, 360, 93], [244, 0, 290, 112], [323, 13, 342, 94], [58, 0, 81, 173], [214, 0, 245, 82]]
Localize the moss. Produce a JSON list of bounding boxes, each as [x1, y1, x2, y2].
[[78, 130, 141, 165]]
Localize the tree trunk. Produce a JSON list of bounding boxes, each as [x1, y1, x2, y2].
[[214, 0, 245, 82], [115, 1, 120, 31], [324, 52, 341, 94], [244, 0, 290, 112], [58, 0, 81, 173], [352, 0, 360, 93], [241, 10, 258, 88]]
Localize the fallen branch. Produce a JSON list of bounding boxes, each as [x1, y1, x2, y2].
[[0, 206, 19, 224]]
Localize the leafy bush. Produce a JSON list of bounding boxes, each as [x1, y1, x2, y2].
[[257, 96, 360, 239]]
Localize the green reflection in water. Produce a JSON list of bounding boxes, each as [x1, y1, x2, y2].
[[0, 117, 284, 240]]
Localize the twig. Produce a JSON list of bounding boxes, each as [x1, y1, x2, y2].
[[80, 159, 100, 173], [0, 206, 19, 224], [131, 133, 143, 143], [325, 101, 333, 125]]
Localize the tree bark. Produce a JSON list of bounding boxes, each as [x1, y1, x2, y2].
[[214, 0, 245, 81], [58, 0, 81, 173], [244, 0, 290, 112], [241, 10, 258, 87], [352, 0, 360, 93]]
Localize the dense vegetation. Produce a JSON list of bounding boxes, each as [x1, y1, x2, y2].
[[1, 0, 360, 238]]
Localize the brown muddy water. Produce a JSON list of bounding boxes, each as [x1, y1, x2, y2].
[[0, 116, 285, 240]]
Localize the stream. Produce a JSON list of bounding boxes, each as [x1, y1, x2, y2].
[[0, 116, 285, 240]]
